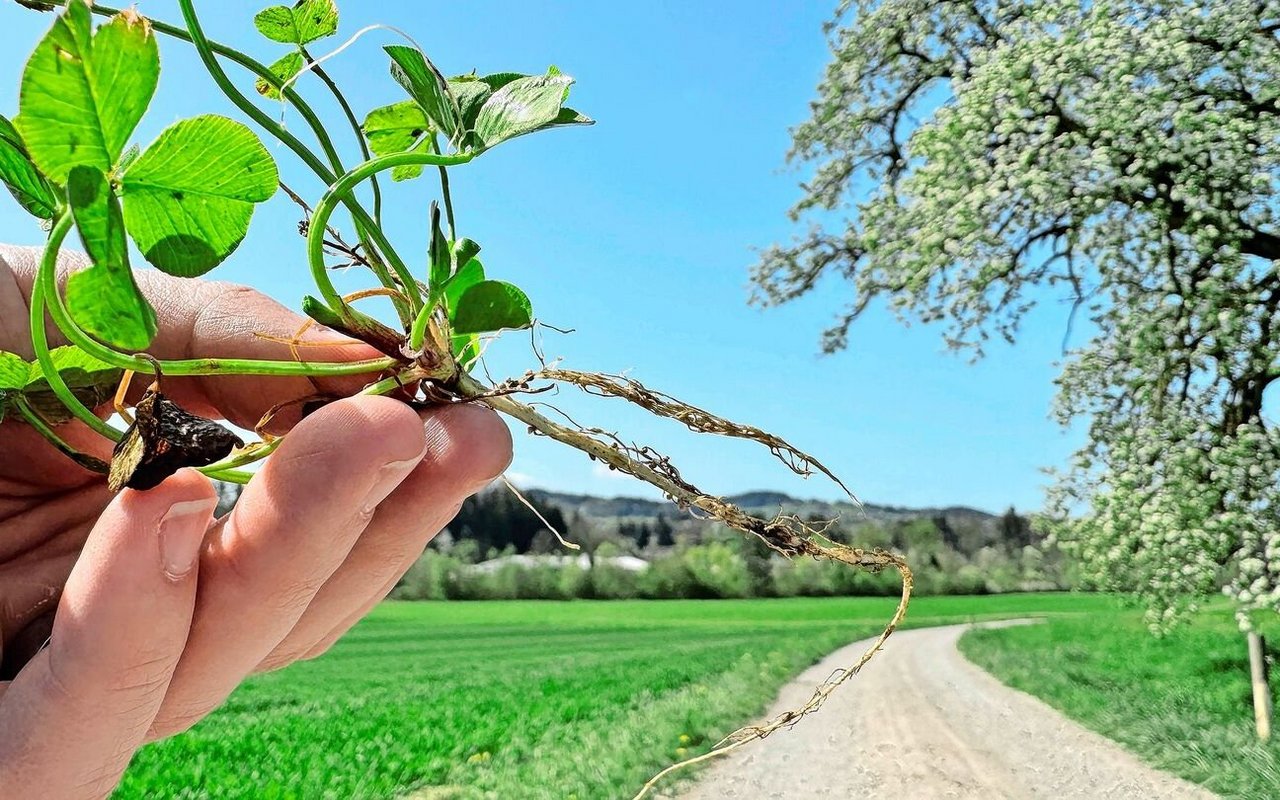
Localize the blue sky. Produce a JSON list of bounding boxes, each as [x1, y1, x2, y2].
[[0, 1, 1082, 513]]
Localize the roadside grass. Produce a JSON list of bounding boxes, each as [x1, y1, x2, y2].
[[115, 593, 1102, 799], [960, 601, 1280, 800]]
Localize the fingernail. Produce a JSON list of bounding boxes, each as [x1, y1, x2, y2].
[[159, 498, 216, 580], [364, 440, 428, 511]]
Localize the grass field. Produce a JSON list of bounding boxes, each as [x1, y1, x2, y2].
[[113, 593, 1106, 799], [961, 602, 1280, 800]]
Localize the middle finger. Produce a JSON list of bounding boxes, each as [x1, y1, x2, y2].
[[147, 395, 426, 738]]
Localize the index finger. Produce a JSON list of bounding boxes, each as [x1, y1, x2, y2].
[[2, 244, 390, 432], [135, 270, 389, 432]]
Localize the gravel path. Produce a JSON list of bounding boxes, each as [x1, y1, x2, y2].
[[678, 621, 1216, 800]]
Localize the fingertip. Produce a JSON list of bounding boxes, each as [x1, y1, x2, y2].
[[116, 468, 217, 520], [292, 394, 428, 465], [231, 395, 428, 531], [421, 403, 514, 494]]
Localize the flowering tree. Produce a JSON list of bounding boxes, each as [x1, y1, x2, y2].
[[756, 1, 1280, 630]]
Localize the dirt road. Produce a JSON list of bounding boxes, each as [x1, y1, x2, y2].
[[678, 622, 1215, 799]]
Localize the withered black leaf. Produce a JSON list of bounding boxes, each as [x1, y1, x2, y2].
[[108, 389, 243, 492]]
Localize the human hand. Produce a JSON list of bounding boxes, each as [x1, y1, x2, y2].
[[0, 246, 511, 798]]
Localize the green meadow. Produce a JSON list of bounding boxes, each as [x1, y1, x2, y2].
[[113, 594, 1266, 799], [962, 603, 1280, 800]]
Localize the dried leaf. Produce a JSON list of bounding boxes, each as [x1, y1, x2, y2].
[[108, 388, 242, 491]]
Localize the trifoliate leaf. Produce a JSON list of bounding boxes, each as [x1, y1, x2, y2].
[[15, 2, 159, 182], [473, 73, 580, 150], [545, 107, 594, 129], [451, 280, 533, 334], [255, 51, 304, 100], [121, 115, 278, 277], [363, 100, 433, 181], [452, 237, 481, 271], [0, 114, 56, 219], [386, 45, 461, 142], [252, 6, 296, 42], [26, 346, 120, 389], [23, 346, 122, 424], [65, 166, 157, 350], [253, 0, 338, 45], [0, 351, 28, 391], [447, 75, 495, 131], [444, 257, 485, 316], [478, 73, 527, 93]]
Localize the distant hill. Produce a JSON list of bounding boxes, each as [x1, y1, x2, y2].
[[530, 488, 998, 527], [430, 485, 1042, 565]]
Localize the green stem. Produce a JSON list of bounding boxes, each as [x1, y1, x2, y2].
[[171, 0, 421, 320], [205, 439, 282, 473], [31, 214, 121, 441], [408, 289, 442, 352], [195, 363, 427, 481], [202, 466, 255, 484], [93, 3, 345, 181], [309, 151, 473, 316], [427, 137, 457, 240], [300, 45, 383, 228], [41, 275, 397, 378], [11, 395, 108, 472]]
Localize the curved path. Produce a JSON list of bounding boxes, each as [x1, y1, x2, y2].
[[678, 622, 1215, 800]]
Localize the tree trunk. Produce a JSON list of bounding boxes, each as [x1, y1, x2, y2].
[[1248, 631, 1273, 741]]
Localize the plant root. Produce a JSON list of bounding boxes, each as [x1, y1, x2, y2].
[[253, 392, 341, 439], [534, 369, 859, 503], [500, 475, 580, 551], [112, 368, 136, 425], [632, 554, 911, 799], [453, 371, 912, 797]]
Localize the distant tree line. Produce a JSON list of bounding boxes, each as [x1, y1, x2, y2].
[[393, 490, 1068, 601], [214, 482, 1065, 600], [448, 489, 569, 554]]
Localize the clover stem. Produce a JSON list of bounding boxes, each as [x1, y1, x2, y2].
[[172, 0, 421, 320], [196, 364, 427, 481], [202, 466, 255, 484], [10, 395, 106, 471], [308, 151, 473, 317], [31, 214, 121, 442], [299, 45, 384, 228], [407, 289, 443, 353], [209, 439, 282, 472], [40, 273, 398, 378], [425, 136, 457, 240]]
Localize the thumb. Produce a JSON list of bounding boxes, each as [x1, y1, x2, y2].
[[0, 470, 215, 800]]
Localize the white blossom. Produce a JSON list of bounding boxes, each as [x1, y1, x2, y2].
[[757, 0, 1280, 630]]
